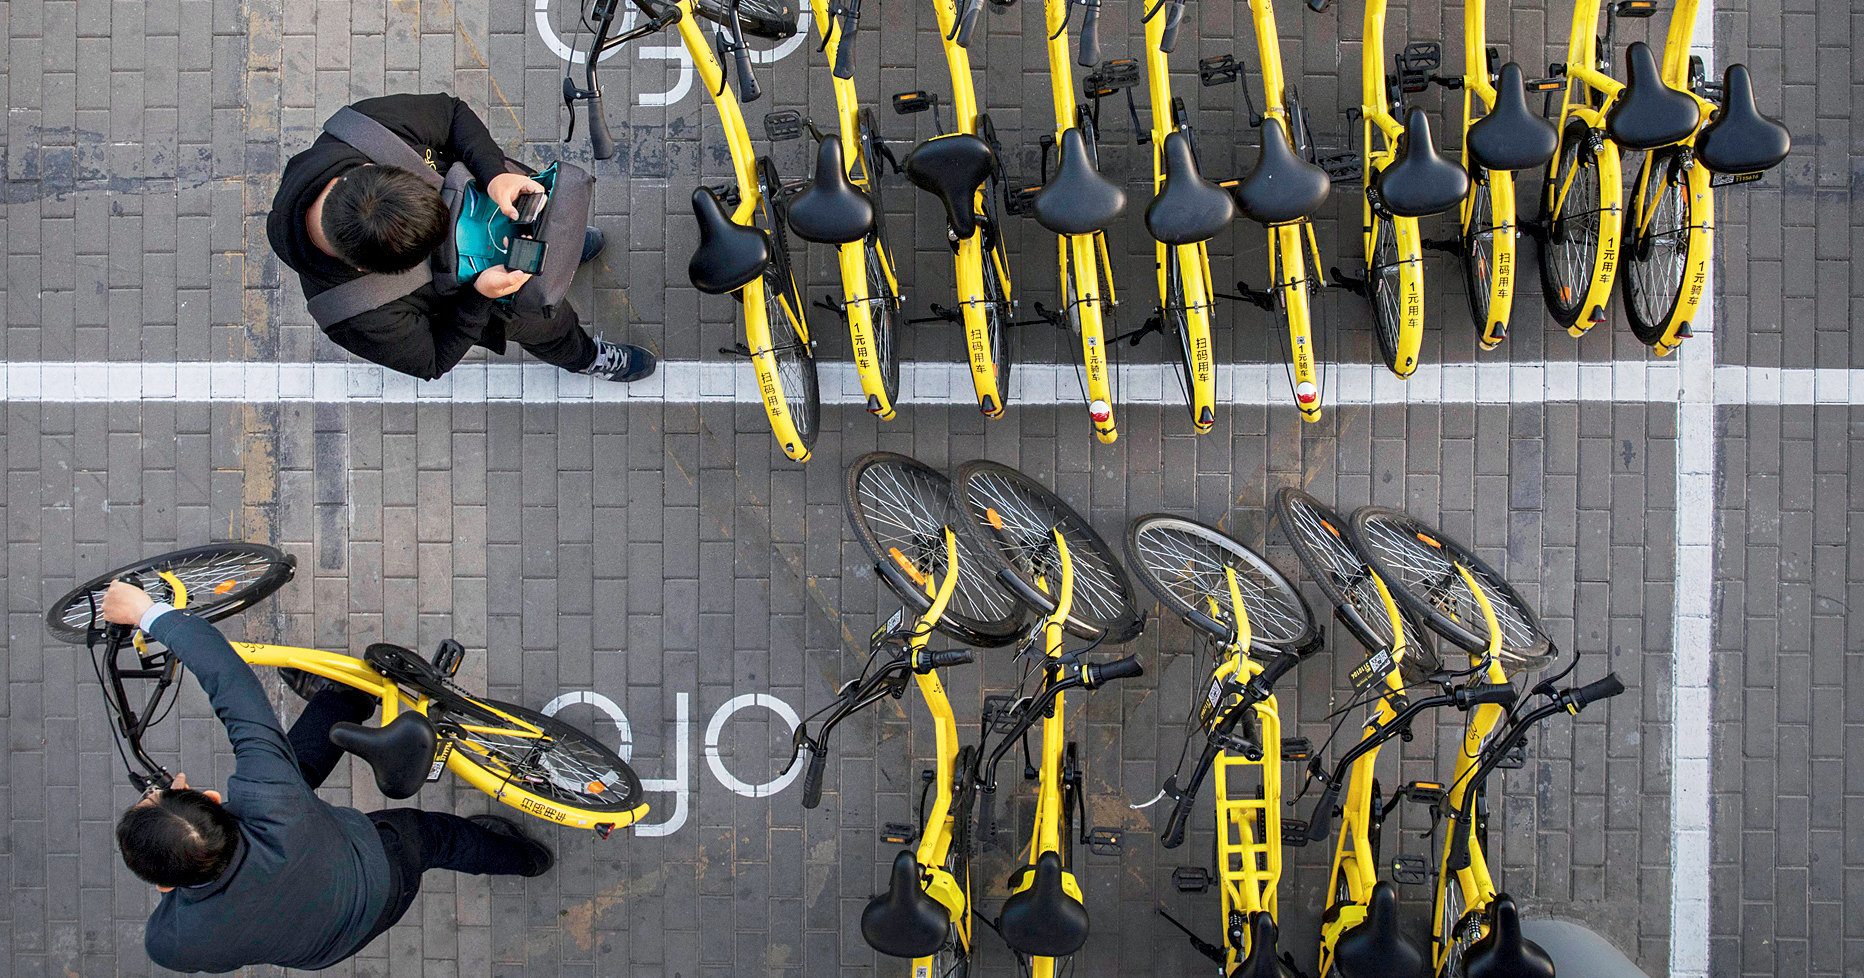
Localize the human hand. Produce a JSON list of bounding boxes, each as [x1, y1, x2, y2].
[[473, 265, 532, 299], [486, 173, 547, 219], [102, 580, 156, 626]]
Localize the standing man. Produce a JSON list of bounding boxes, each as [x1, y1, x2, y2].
[[268, 92, 655, 383], [100, 580, 553, 972]]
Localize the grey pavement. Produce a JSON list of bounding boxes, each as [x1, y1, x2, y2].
[[0, 0, 1851, 977]]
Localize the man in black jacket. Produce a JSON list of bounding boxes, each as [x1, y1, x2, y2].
[[99, 580, 554, 973], [268, 93, 655, 383]]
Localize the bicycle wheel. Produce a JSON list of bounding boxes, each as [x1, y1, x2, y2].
[[844, 452, 1024, 647], [1461, 170, 1497, 337], [1438, 883, 1479, 978], [1272, 489, 1438, 676], [1367, 217, 1405, 374], [1349, 507, 1555, 672], [981, 238, 1014, 410], [954, 460, 1142, 643], [45, 543, 296, 643], [1163, 249, 1197, 421], [693, 0, 799, 39], [764, 267, 821, 450], [1537, 125, 1604, 327], [1124, 515, 1319, 653], [864, 239, 902, 409], [436, 695, 646, 814], [1621, 148, 1695, 347]]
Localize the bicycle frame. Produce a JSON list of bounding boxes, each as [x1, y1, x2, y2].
[[931, 0, 1015, 417], [1357, 0, 1426, 377], [1041, 0, 1122, 444], [1205, 572, 1286, 967], [1141, 0, 1219, 432], [807, 0, 906, 418], [1245, 0, 1327, 422], [1542, 0, 1628, 335]]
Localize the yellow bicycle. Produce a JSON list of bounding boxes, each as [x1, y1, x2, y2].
[[47, 544, 648, 835], [894, 0, 1017, 417], [781, 0, 908, 418], [572, 0, 820, 461]]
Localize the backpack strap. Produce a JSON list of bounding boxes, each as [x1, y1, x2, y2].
[[305, 265, 431, 328], [323, 107, 444, 188]]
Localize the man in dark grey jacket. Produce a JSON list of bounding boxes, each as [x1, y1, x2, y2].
[[99, 581, 553, 973]]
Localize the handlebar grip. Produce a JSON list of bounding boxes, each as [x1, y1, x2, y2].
[[954, 0, 982, 48], [801, 745, 828, 808], [1305, 782, 1340, 842], [1568, 672, 1626, 709], [1447, 814, 1473, 870], [1077, 2, 1101, 67], [833, 13, 858, 78], [586, 91, 617, 161], [979, 785, 999, 841], [1457, 683, 1517, 709], [1086, 655, 1144, 687], [733, 44, 763, 102], [1305, 0, 1329, 10], [927, 649, 975, 668], [1260, 649, 1301, 687], [1158, 0, 1186, 55], [1161, 780, 1197, 849]]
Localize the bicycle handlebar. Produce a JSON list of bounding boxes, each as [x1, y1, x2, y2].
[[953, 0, 983, 48], [730, 35, 763, 102], [977, 655, 1142, 793], [1158, 648, 1299, 848], [832, 0, 860, 79], [800, 742, 829, 807], [1567, 673, 1624, 709], [926, 649, 976, 669], [1302, 680, 1499, 842], [1158, 0, 1187, 55], [1086, 654, 1143, 686], [1076, 0, 1101, 67], [1455, 683, 1518, 709]]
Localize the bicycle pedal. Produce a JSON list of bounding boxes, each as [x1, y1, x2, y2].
[[1316, 153, 1361, 182], [1173, 866, 1212, 892], [429, 639, 466, 676], [1613, 0, 1658, 16], [880, 822, 919, 845], [1085, 827, 1124, 855], [1398, 780, 1445, 805], [1495, 741, 1528, 769], [892, 90, 934, 115], [1281, 818, 1311, 845], [1391, 854, 1431, 885], [1280, 736, 1313, 761], [1395, 41, 1442, 94], [1213, 731, 1264, 761], [1198, 54, 1244, 87], [1083, 58, 1141, 99], [705, 182, 743, 208], [1526, 75, 1565, 92], [983, 694, 1022, 733], [763, 109, 805, 141], [1005, 184, 1043, 216]]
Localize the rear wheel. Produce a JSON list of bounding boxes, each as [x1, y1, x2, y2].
[[864, 239, 902, 408], [437, 696, 645, 815], [1163, 250, 1197, 424], [765, 270, 821, 452], [1461, 172, 1498, 339], [980, 240, 1014, 410], [45, 543, 296, 643], [1621, 149, 1695, 346], [1368, 217, 1405, 374], [1537, 126, 1604, 328]]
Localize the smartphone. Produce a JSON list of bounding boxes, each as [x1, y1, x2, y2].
[[513, 191, 548, 224]]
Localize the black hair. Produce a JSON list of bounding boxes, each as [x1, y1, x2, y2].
[[116, 789, 242, 888], [321, 166, 450, 273]]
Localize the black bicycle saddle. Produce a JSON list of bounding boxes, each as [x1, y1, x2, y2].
[[1605, 41, 1701, 151], [1373, 108, 1470, 218], [1034, 127, 1127, 235], [1467, 63, 1559, 172], [787, 139, 876, 245], [1333, 881, 1427, 978], [1694, 64, 1790, 175], [1145, 131, 1235, 245], [1233, 118, 1332, 225], [1460, 894, 1556, 978], [329, 712, 437, 800], [688, 186, 771, 295], [903, 133, 997, 239], [1231, 911, 1287, 978], [998, 851, 1090, 958], [860, 851, 950, 958]]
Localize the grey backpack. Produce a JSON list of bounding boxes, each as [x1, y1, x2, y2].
[[304, 107, 594, 328]]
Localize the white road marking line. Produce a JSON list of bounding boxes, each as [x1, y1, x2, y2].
[[0, 359, 1851, 405]]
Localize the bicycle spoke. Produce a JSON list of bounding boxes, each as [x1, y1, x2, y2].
[[853, 463, 1020, 628], [1130, 523, 1309, 648]]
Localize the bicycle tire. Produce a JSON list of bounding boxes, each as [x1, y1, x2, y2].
[[1367, 216, 1406, 375], [843, 452, 1024, 647], [693, 0, 799, 39], [435, 694, 646, 815], [954, 460, 1143, 644], [1537, 124, 1604, 328], [1271, 489, 1438, 676], [1163, 249, 1198, 425], [1461, 170, 1497, 338], [45, 543, 296, 643], [981, 239, 1014, 411], [1621, 148, 1694, 347], [863, 239, 902, 409], [1349, 507, 1555, 672], [1124, 514, 1318, 653]]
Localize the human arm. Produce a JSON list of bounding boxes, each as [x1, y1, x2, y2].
[[323, 291, 497, 381]]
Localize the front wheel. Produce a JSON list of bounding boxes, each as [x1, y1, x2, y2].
[[436, 695, 646, 819], [1621, 149, 1705, 349], [45, 543, 296, 643]]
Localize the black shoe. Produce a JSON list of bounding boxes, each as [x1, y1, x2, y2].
[[467, 814, 555, 877], [580, 339, 658, 383], [580, 226, 606, 265], [279, 667, 337, 702]]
